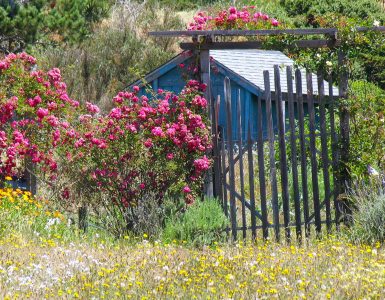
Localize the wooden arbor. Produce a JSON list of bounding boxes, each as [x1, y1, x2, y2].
[[150, 27, 384, 241]]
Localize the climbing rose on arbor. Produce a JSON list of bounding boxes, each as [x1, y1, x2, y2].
[[188, 5, 280, 31]]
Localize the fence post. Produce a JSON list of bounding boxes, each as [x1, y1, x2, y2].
[[78, 206, 88, 233], [199, 49, 214, 198], [338, 50, 352, 224], [224, 77, 237, 241], [25, 157, 37, 195]]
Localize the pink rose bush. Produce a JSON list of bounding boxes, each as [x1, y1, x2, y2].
[[0, 53, 212, 234], [0, 53, 81, 177], [188, 5, 280, 30]]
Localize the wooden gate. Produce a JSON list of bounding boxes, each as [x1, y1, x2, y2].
[[212, 65, 343, 242]]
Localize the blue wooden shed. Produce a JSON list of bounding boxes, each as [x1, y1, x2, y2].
[[131, 49, 337, 141]]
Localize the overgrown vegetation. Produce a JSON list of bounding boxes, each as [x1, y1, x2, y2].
[[162, 198, 228, 246], [347, 180, 385, 244]]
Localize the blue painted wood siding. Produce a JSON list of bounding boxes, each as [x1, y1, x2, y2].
[[138, 62, 293, 142]]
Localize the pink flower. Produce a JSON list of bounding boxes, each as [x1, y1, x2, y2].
[[86, 102, 100, 114], [36, 108, 49, 119], [144, 138, 153, 148], [228, 13, 238, 22], [0, 61, 9, 70], [194, 155, 210, 173], [61, 188, 70, 200], [183, 186, 191, 193], [75, 138, 85, 148], [192, 95, 208, 108], [139, 183, 145, 189], [271, 18, 279, 26], [133, 86, 140, 93], [229, 6, 237, 14], [166, 153, 174, 160], [151, 127, 164, 137], [47, 115, 59, 127]]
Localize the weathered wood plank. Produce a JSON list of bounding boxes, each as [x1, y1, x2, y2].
[[287, 66, 302, 241], [213, 95, 223, 202], [247, 121, 257, 240], [264, 70, 280, 242], [257, 96, 269, 240], [338, 51, 351, 224], [221, 134, 228, 218], [296, 69, 310, 237], [149, 28, 338, 37], [328, 74, 340, 229], [236, 89, 247, 240], [225, 77, 237, 241], [200, 50, 213, 198], [150, 26, 385, 37], [180, 39, 340, 50], [317, 70, 332, 233], [25, 157, 37, 195], [223, 183, 266, 222], [274, 65, 291, 242], [224, 144, 249, 174], [307, 71, 322, 234]]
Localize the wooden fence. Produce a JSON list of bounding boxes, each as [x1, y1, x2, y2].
[[212, 65, 342, 242]]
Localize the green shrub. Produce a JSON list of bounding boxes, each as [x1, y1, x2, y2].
[[348, 81, 385, 178], [34, 1, 182, 109], [347, 181, 385, 244], [280, 0, 384, 21], [162, 198, 229, 247], [151, 0, 218, 10]]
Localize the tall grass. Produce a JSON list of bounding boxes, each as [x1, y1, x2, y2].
[[347, 179, 385, 244]]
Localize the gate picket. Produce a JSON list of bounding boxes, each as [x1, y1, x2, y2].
[[307, 71, 322, 234], [274, 65, 291, 242], [257, 95, 269, 240], [296, 69, 310, 237], [221, 135, 228, 218], [328, 74, 340, 228], [264, 70, 280, 242], [247, 121, 257, 240], [224, 77, 237, 240], [287, 66, 302, 240], [236, 89, 247, 239], [318, 70, 332, 233]]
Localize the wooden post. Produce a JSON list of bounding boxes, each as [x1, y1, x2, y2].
[[264, 70, 280, 242], [296, 69, 310, 238], [318, 70, 332, 233], [274, 65, 291, 243], [287, 66, 302, 241], [25, 157, 37, 195], [78, 206, 88, 233], [338, 50, 351, 223], [225, 77, 237, 241], [200, 49, 214, 198], [307, 71, 322, 235]]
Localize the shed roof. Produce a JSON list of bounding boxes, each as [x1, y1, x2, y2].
[[211, 49, 338, 96], [131, 49, 338, 97]]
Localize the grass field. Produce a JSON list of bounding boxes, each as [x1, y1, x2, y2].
[[1, 187, 385, 299], [1, 233, 385, 299]]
